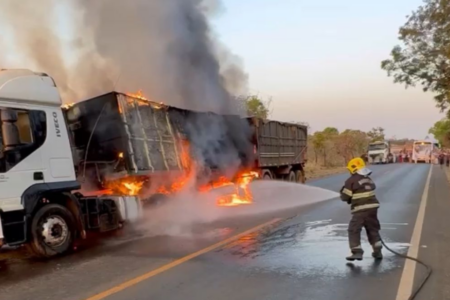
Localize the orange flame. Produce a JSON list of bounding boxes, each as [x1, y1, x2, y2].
[[101, 126, 258, 207], [61, 102, 75, 109], [105, 176, 146, 196], [127, 90, 148, 101], [215, 171, 259, 206], [125, 90, 165, 109]]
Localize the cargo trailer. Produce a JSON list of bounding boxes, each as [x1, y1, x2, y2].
[[64, 92, 254, 193], [247, 117, 308, 183]]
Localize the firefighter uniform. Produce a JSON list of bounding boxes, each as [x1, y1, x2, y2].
[[340, 157, 382, 261]]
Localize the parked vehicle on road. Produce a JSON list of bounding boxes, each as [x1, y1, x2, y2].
[[412, 139, 440, 163], [246, 118, 307, 183], [367, 141, 392, 164]]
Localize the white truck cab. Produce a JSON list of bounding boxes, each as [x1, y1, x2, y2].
[[367, 140, 392, 164], [0, 69, 141, 258]]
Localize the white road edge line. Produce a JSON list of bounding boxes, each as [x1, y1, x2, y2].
[[395, 165, 432, 300]]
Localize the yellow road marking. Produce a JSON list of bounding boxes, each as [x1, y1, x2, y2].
[[84, 218, 282, 300]]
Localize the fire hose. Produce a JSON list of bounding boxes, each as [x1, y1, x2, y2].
[[379, 237, 432, 300]]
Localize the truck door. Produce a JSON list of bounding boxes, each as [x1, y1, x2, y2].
[[0, 108, 46, 212]]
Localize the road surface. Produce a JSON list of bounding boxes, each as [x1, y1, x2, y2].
[[0, 163, 449, 300]]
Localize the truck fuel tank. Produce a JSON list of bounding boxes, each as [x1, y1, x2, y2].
[[112, 195, 143, 223], [78, 194, 143, 232]]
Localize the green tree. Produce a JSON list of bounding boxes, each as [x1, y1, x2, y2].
[[429, 118, 450, 146], [311, 131, 326, 164], [322, 127, 339, 136], [245, 95, 272, 119], [367, 127, 385, 142], [310, 127, 341, 166], [381, 0, 450, 113], [336, 130, 369, 162]]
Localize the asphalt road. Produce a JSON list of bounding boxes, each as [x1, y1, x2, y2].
[[0, 163, 448, 300]]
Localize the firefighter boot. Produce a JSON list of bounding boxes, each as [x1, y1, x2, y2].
[[346, 248, 363, 261], [372, 241, 383, 260]]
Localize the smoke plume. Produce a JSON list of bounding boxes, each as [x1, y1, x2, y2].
[[0, 0, 248, 115], [0, 0, 252, 178]]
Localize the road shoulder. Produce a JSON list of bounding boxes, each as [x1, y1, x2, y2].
[[414, 165, 450, 299]]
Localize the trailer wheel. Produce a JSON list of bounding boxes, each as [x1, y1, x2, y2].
[[27, 204, 76, 258], [295, 170, 306, 184], [288, 171, 296, 182], [262, 169, 272, 180]]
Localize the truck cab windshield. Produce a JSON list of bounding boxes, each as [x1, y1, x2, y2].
[[414, 143, 431, 152], [368, 143, 386, 151]]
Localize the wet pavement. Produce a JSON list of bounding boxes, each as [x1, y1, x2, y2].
[[0, 163, 447, 300]]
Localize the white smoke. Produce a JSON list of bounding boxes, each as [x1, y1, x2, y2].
[[136, 181, 340, 238]]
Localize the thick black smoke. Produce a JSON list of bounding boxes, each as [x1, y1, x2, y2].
[[0, 0, 248, 114], [0, 0, 251, 176]]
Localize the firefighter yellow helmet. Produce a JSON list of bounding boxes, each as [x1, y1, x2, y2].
[[347, 157, 365, 174]]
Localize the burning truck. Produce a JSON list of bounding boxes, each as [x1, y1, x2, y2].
[[0, 69, 307, 258], [64, 91, 308, 202]]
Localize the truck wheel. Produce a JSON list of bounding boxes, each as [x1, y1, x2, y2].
[[295, 170, 306, 184], [288, 171, 296, 182], [27, 204, 76, 258], [262, 170, 272, 180]]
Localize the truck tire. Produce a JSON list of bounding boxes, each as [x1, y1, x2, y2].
[[262, 170, 272, 180], [27, 204, 76, 258], [288, 171, 296, 182], [295, 170, 306, 184]]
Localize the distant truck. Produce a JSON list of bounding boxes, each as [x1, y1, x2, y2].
[[412, 139, 440, 163], [246, 118, 307, 183], [367, 140, 393, 164]]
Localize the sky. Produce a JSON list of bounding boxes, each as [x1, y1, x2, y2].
[[211, 0, 443, 139]]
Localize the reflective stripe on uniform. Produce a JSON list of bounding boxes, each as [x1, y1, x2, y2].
[[352, 191, 376, 199], [373, 241, 382, 248], [342, 188, 353, 196], [351, 203, 380, 213], [0, 215, 3, 240]]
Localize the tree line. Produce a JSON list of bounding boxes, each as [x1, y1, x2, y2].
[[242, 1, 450, 164], [308, 127, 386, 167], [382, 0, 450, 147]]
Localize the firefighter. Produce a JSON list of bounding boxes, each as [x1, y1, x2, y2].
[[340, 157, 382, 261]]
